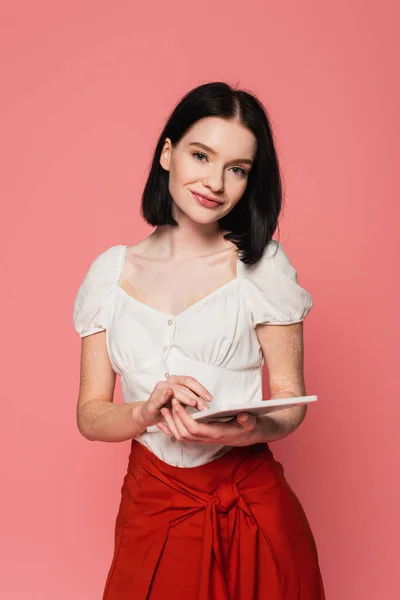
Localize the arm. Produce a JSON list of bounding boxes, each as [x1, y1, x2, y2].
[[157, 321, 309, 446], [76, 333, 211, 443], [76, 332, 148, 442], [252, 321, 308, 443]]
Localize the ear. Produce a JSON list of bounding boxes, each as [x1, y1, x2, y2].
[[159, 138, 172, 172]]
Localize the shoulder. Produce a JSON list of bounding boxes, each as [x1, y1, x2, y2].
[[72, 244, 126, 337], [241, 239, 314, 326], [84, 244, 127, 276], [242, 239, 295, 280]]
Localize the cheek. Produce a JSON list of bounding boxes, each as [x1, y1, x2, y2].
[[170, 155, 199, 187], [226, 177, 248, 203]]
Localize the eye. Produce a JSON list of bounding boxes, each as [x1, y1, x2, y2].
[[192, 151, 208, 162], [230, 166, 247, 178]]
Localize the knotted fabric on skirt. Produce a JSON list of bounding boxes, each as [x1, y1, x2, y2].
[[102, 440, 325, 600]]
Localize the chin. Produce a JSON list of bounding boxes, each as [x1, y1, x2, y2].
[[190, 209, 222, 225], [173, 203, 222, 225]]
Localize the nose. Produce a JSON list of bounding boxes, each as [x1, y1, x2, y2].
[[203, 168, 224, 193]]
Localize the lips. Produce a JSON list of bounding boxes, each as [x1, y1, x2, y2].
[[190, 190, 223, 206]]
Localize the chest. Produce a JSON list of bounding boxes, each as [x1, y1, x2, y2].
[[119, 249, 238, 316], [106, 280, 262, 376]]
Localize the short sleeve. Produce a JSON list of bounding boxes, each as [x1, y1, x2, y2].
[[72, 245, 124, 338], [244, 240, 314, 326]]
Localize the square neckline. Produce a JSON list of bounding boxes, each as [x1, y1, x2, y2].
[[115, 245, 242, 319]]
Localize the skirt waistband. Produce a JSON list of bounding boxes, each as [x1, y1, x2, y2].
[[128, 439, 277, 494]]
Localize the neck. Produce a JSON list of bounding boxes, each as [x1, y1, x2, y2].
[[149, 209, 232, 259]]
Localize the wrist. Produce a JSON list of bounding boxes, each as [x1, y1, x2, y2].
[[131, 402, 150, 433]]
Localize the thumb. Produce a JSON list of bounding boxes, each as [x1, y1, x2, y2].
[[154, 388, 173, 408], [236, 412, 250, 426]]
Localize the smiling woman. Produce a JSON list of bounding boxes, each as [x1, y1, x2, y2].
[[140, 81, 283, 266], [158, 116, 257, 224], [73, 81, 325, 599]]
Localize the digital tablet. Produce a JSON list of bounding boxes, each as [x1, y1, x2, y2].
[[146, 395, 317, 433]]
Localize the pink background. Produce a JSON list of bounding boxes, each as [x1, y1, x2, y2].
[[1, 1, 399, 598]]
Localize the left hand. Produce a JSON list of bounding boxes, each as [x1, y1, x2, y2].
[[157, 398, 260, 446]]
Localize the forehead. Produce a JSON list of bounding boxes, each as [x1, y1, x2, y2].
[[181, 116, 257, 158]]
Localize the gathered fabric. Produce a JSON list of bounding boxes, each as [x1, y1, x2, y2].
[[72, 242, 314, 468], [102, 440, 325, 600]]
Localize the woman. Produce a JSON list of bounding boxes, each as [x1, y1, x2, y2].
[[73, 81, 325, 599]]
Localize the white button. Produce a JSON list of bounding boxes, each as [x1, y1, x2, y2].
[[165, 372, 170, 378], [167, 319, 173, 326], [163, 346, 168, 351]]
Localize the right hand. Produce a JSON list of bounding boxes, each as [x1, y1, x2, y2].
[[139, 375, 213, 428]]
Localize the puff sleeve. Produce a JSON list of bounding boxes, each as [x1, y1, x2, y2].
[[245, 240, 314, 326], [72, 245, 122, 337]]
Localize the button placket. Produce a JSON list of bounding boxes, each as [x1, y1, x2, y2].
[[162, 317, 180, 454], [162, 316, 175, 376]]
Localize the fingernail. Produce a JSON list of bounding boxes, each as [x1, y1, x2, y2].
[[205, 393, 212, 401], [172, 398, 178, 407]]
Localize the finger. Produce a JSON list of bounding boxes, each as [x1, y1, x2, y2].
[[171, 402, 206, 442], [171, 383, 201, 402], [164, 388, 173, 402], [160, 407, 181, 441], [171, 399, 210, 441], [171, 384, 209, 411], [171, 405, 192, 440], [151, 387, 174, 410], [167, 375, 212, 403], [236, 412, 249, 425], [179, 410, 248, 438], [145, 388, 173, 420], [236, 412, 256, 429], [172, 387, 209, 411], [156, 421, 174, 437]]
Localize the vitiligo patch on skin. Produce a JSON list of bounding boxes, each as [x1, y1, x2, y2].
[[73, 239, 313, 448], [256, 322, 306, 398]]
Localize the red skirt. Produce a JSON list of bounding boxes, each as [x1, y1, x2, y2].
[[102, 440, 325, 599]]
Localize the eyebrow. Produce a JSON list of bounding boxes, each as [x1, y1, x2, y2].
[[189, 142, 254, 166]]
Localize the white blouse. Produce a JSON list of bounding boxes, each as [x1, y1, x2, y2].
[[72, 240, 313, 467]]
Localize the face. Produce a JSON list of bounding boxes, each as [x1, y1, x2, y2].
[[159, 116, 257, 225]]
